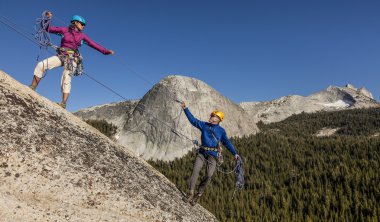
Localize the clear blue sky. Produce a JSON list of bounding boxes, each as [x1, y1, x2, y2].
[[1, 0, 379, 111]]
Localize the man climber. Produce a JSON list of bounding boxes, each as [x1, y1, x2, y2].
[[30, 11, 114, 109], [181, 101, 240, 206]]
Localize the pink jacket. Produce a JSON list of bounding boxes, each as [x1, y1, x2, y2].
[[48, 26, 112, 55]]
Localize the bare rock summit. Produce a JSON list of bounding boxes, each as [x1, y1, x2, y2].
[[116, 75, 258, 161]]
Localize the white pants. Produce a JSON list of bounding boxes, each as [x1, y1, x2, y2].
[[33, 55, 77, 93]]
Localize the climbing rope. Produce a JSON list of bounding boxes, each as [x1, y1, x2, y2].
[[232, 157, 245, 200], [51, 14, 183, 103], [18, 12, 238, 167], [172, 107, 183, 136], [37, 14, 197, 142], [201, 153, 245, 199], [51, 11, 246, 195], [1, 15, 178, 124], [1, 12, 245, 198], [34, 11, 56, 78], [235, 157, 244, 189], [34, 10, 52, 49], [1, 12, 234, 149], [134, 103, 196, 144], [0, 15, 53, 51], [1, 12, 243, 176]]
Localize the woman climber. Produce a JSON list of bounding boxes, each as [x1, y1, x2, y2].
[[30, 11, 114, 109], [181, 101, 241, 206]]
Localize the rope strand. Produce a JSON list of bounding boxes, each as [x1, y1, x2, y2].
[[1, 14, 244, 193], [53, 14, 184, 104], [0, 13, 191, 142]]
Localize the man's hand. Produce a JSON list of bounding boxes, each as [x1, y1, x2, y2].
[[107, 50, 115, 55], [235, 154, 241, 161], [181, 101, 186, 109]]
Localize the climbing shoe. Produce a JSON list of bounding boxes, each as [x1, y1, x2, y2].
[[182, 192, 194, 203], [29, 85, 36, 91], [57, 102, 67, 109], [190, 194, 201, 206]]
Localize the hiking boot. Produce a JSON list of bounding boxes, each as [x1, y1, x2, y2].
[[182, 192, 194, 203], [57, 102, 67, 109], [190, 194, 202, 206]]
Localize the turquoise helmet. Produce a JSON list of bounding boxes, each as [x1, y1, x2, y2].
[[71, 15, 86, 25]]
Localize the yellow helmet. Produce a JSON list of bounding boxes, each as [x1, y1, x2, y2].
[[211, 110, 224, 121]]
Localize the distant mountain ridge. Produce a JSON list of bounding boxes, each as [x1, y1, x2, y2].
[[241, 84, 378, 124], [75, 77, 379, 161]]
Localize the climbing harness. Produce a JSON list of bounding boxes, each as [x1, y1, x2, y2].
[[193, 125, 245, 198], [34, 11, 85, 77], [51, 13, 184, 104], [2, 11, 231, 157], [57, 48, 84, 76], [194, 124, 245, 199], [199, 146, 219, 152]]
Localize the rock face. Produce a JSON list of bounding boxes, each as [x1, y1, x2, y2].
[[76, 78, 379, 161], [241, 85, 379, 124], [117, 76, 258, 161], [0, 70, 217, 222], [315, 127, 340, 137], [77, 76, 258, 161], [345, 83, 357, 91], [358, 87, 374, 99], [75, 100, 139, 129]]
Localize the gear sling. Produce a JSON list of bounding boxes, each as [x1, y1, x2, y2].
[[199, 126, 224, 164]]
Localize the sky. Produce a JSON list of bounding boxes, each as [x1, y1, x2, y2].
[[1, 0, 379, 112]]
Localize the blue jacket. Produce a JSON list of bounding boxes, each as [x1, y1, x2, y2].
[[184, 108, 238, 158]]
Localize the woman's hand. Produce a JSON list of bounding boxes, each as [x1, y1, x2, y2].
[[181, 101, 186, 109], [45, 11, 53, 19], [107, 50, 115, 55]]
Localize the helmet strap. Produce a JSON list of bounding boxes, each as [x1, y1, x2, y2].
[[208, 116, 221, 125]]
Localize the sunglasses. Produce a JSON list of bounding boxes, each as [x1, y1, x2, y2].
[[78, 22, 85, 26]]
